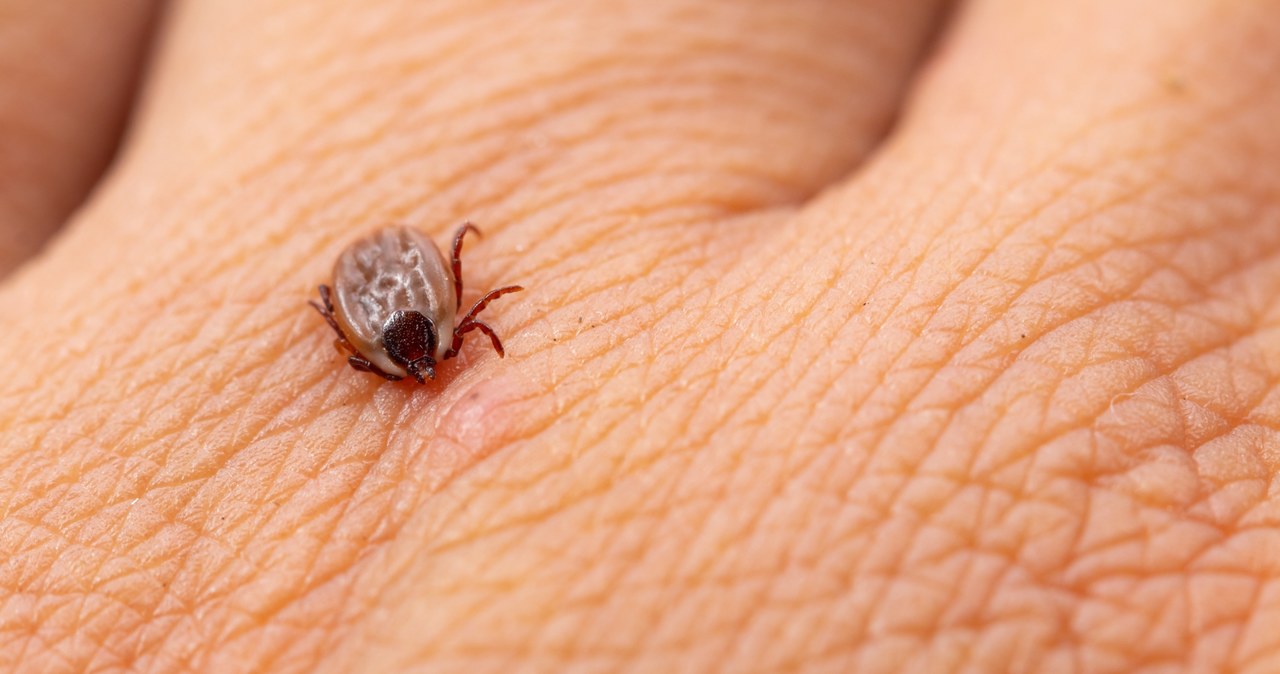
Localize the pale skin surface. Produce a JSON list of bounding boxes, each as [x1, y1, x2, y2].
[[1, 1, 1279, 672]]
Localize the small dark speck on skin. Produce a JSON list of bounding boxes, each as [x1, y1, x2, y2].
[[861, 302, 867, 307], [578, 316, 583, 324], [1021, 333, 1027, 339]]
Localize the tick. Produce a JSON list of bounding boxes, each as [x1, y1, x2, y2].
[[310, 223, 523, 383]]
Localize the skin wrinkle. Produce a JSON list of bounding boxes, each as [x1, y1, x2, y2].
[[44, 342, 337, 670], [123, 3, 884, 227], [7, 1, 1280, 673], [640, 15, 1280, 674], [355, 234, 814, 665], [0, 34, 839, 424], [881, 108, 1203, 357], [0, 2, 875, 345], [110, 30, 865, 659], [808, 105, 1239, 501]]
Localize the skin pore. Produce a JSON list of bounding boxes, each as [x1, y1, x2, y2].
[[2, 1, 1280, 672]]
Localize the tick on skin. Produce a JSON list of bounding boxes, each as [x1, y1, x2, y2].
[[310, 223, 523, 383]]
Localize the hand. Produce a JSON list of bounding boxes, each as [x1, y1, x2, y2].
[[3, 2, 1279, 672]]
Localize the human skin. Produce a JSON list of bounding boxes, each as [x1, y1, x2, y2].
[[0, 0, 156, 275], [2, 0, 1280, 672]]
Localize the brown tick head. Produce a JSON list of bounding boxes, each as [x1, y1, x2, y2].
[[381, 310, 438, 383]]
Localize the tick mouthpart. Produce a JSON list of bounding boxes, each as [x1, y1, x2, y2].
[[407, 358, 436, 383]]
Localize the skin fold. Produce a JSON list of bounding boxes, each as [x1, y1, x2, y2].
[[1, 1, 1279, 672]]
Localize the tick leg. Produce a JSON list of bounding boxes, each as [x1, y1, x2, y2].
[[464, 320, 506, 357], [310, 285, 344, 336], [313, 285, 362, 353], [443, 284, 523, 359], [320, 283, 334, 311], [315, 286, 400, 380], [338, 338, 404, 382], [444, 319, 506, 359], [347, 354, 404, 381], [458, 285, 524, 327], [311, 283, 399, 378], [451, 222, 482, 312]]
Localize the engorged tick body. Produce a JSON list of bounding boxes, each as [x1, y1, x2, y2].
[[311, 223, 523, 383]]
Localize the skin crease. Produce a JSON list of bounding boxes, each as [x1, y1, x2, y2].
[[1, 0, 1280, 672]]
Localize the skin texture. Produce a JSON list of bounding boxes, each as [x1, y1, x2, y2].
[[2, 1, 1280, 672]]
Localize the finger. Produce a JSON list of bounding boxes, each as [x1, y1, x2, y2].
[[804, 0, 1280, 411], [692, 1, 1280, 671], [127, 0, 947, 221], [0, 0, 159, 278]]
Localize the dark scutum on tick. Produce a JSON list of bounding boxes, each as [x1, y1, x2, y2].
[[310, 223, 523, 383]]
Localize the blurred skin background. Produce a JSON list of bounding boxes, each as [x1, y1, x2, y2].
[[2, 1, 1280, 672]]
